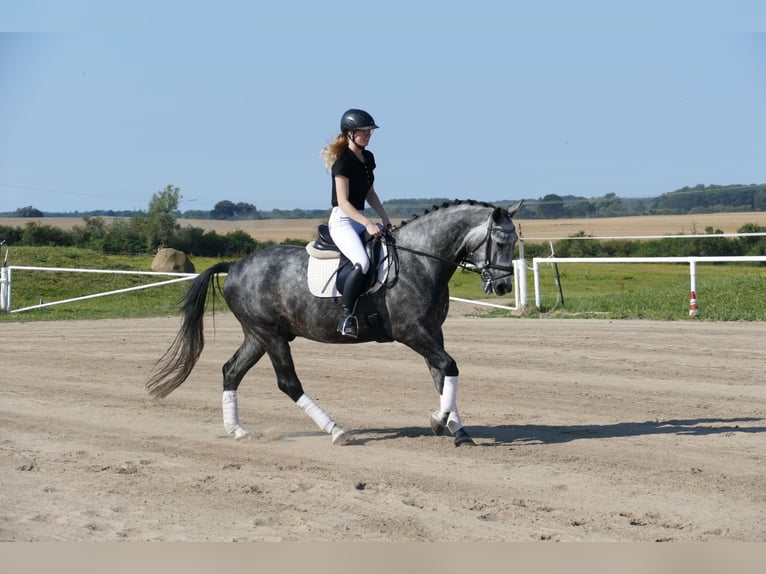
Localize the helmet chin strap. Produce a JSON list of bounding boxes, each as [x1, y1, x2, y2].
[[348, 130, 367, 150]]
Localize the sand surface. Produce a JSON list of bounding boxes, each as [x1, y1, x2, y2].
[[1, 307, 764, 542]]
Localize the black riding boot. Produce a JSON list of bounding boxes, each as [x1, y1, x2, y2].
[[338, 263, 365, 338]]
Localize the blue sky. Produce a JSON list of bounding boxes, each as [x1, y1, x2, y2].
[[1, 2, 765, 214]]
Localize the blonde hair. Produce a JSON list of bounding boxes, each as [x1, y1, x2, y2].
[[320, 133, 348, 172]]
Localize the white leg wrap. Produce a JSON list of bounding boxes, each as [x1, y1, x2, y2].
[[222, 390, 242, 434], [440, 376, 458, 413], [296, 394, 336, 434], [447, 407, 463, 434]]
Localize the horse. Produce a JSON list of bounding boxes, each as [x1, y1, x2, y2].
[[146, 199, 522, 446]]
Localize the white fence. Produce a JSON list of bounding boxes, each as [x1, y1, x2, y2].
[[4, 255, 764, 315], [1, 265, 198, 314], [522, 230, 766, 311], [3, 230, 765, 315], [451, 258, 527, 312], [531, 255, 766, 310], [0, 259, 528, 314]]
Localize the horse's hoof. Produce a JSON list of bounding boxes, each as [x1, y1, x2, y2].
[[454, 428, 475, 447], [233, 427, 252, 441], [430, 410, 448, 436], [331, 425, 349, 445]]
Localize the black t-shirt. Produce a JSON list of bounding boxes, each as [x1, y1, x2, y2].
[[331, 147, 376, 210]]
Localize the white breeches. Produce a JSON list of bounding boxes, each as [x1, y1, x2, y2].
[[328, 206, 370, 273]]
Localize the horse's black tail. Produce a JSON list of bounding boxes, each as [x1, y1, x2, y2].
[[146, 262, 231, 399]]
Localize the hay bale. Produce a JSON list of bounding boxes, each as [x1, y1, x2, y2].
[[151, 248, 196, 273]]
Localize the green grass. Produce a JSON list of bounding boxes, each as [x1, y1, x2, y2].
[[509, 261, 766, 320], [0, 247, 225, 321], [2, 247, 765, 322]]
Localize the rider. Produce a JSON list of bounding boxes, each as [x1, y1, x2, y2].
[[321, 109, 392, 338]]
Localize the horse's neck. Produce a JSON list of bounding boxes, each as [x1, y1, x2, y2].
[[396, 207, 487, 267], [396, 208, 486, 283]]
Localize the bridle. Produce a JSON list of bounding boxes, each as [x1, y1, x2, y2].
[[467, 220, 518, 284], [385, 216, 518, 284]]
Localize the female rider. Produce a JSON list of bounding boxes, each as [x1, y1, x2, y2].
[[320, 109, 392, 338]]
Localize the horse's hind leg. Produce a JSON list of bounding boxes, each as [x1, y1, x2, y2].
[[221, 334, 266, 440], [265, 336, 349, 445]]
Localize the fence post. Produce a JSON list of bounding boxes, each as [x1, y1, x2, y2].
[[689, 259, 697, 295], [533, 259, 542, 309], [1, 266, 9, 312], [689, 259, 699, 317], [515, 258, 527, 311]]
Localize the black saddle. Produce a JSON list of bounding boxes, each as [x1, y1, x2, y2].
[[312, 224, 386, 294]]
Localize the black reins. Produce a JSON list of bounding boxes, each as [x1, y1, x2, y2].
[[382, 219, 517, 281]]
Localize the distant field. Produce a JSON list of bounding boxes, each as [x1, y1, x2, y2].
[[3, 211, 766, 243]]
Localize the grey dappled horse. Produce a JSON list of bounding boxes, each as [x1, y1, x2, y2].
[[146, 200, 521, 446]]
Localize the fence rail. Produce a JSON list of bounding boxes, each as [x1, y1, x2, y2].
[[0, 265, 198, 313], [1, 260, 527, 314], [531, 255, 766, 310]]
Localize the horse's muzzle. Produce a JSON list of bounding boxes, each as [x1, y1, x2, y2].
[[481, 268, 513, 296], [482, 277, 512, 296]]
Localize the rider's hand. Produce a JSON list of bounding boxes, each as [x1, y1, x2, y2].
[[366, 222, 382, 237]]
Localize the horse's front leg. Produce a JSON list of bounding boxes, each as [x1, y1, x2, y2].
[[402, 325, 474, 447], [266, 336, 349, 445], [426, 361, 474, 447]]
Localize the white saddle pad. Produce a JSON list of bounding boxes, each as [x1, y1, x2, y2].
[[305, 240, 391, 298]]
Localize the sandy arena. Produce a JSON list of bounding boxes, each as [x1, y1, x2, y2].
[[1, 302, 764, 542]]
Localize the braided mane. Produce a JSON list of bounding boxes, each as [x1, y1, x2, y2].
[[393, 199, 496, 230]]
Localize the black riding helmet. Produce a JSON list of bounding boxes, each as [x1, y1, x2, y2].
[[340, 109, 379, 133]]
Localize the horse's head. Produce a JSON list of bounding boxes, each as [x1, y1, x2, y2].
[[466, 201, 522, 296]]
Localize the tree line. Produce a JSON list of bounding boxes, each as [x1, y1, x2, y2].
[[505, 183, 766, 220], [6, 183, 765, 222], [0, 185, 302, 257], [4, 182, 766, 257], [3, 184, 766, 261], [4, 216, 764, 261]]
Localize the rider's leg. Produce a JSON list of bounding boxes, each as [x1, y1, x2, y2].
[[328, 207, 371, 338], [339, 263, 365, 337]]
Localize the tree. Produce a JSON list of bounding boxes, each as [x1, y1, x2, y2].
[[144, 184, 181, 250], [235, 202, 260, 219], [535, 194, 566, 219], [210, 200, 259, 220], [15, 206, 43, 217], [211, 200, 237, 220], [593, 193, 627, 217]]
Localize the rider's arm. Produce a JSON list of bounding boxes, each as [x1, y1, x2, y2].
[[366, 185, 392, 229], [335, 175, 381, 236]]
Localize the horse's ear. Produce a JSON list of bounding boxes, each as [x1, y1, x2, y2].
[[505, 200, 523, 218], [492, 207, 503, 223]]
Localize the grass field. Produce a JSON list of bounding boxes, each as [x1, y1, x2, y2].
[[2, 212, 766, 321], [2, 245, 765, 322]]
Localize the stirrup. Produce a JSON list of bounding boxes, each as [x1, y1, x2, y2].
[[338, 315, 358, 338]]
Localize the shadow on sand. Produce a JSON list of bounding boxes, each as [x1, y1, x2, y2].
[[352, 417, 765, 446]]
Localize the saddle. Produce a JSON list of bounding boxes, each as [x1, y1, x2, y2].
[[305, 224, 391, 298]]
